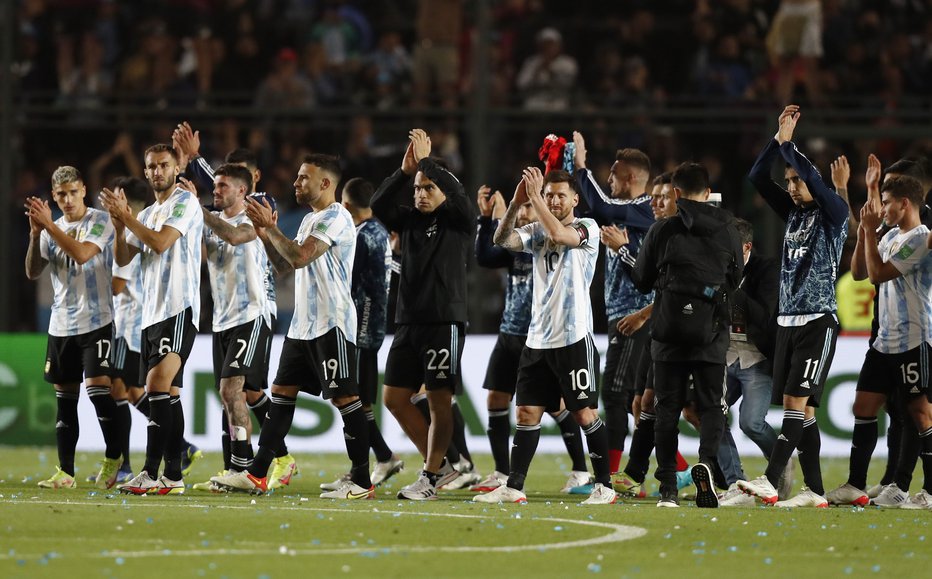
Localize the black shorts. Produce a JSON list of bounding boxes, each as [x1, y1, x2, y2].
[[482, 332, 526, 395], [212, 317, 272, 392], [112, 337, 142, 387], [771, 315, 839, 407], [858, 343, 931, 400], [356, 347, 380, 406], [384, 323, 465, 392], [603, 318, 650, 401], [44, 323, 114, 384], [856, 347, 891, 395], [273, 328, 358, 400], [515, 334, 600, 413], [140, 308, 197, 387]]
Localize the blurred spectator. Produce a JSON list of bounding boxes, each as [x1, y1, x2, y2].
[[306, 2, 363, 72], [765, 0, 823, 104], [411, 0, 462, 109], [56, 31, 113, 124], [694, 34, 754, 99], [300, 41, 344, 106], [254, 47, 315, 110], [363, 30, 411, 109], [515, 27, 578, 111]]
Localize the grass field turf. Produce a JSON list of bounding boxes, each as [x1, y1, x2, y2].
[[0, 447, 928, 578]]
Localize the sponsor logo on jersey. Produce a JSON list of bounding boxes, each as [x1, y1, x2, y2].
[[435, 371, 447, 379], [577, 391, 588, 400], [800, 380, 811, 389], [90, 223, 105, 237], [172, 203, 187, 218]]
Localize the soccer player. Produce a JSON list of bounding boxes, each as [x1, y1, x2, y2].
[[196, 164, 271, 481], [25, 166, 122, 490], [370, 129, 474, 500], [318, 177, 404, 491], [474, 167, 616, 505], [572, 132, 655, 481], [211, 154, 373, 500], [473, 184, 592, 494], [173, 123, 298, 489], [828, 156, 932, 507], [101, 144, 204, 495], [855, 176, 932, 510], [740, 105, 849, 507], [632, 162, 743, 508], [105, 176, 153, 484]]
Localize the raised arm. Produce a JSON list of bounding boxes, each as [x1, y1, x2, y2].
[[850, 221, 869, 281], [493, 178, 529, 252], [775, 106, 848, 228], [25, 198, 103, 265], [203, 210, 257, 245], [24, 209, 47, 280], [573, 131, 655, 229], [524, 167, 586, 248], [100, 187, 184, 255], [174, 121, 216, 194], [860, 204, 903, 284], [245, 196, 326, 270], [408, 128, 474, 229], [371, 138, 419, 231], [475, 186, 513, 268], [748, 138, 794, 221]]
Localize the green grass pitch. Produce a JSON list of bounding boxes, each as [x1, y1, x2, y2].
[[0, 447, 928, 578]]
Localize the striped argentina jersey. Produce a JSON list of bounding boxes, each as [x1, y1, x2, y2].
[[126, 187, 204, 329], [288, 202, 357, 343], [249, 193, 278, 319], [204, 209, 269, 332], [112, 254, 143, 351], [352, 218, 391, 349], [475, 216, 532, 335], [874, 225, 932, 354], [517, 218, 600, 349], [41, 207, 115, 336]]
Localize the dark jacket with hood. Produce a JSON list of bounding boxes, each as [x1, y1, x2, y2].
[[632, 198, 744, 363]]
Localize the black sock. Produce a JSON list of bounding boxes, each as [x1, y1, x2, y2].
[[413, 393, 430, 422], [797, 417, 824, 495], [55, 391, 80, 476], [251, 393, 296, 478], [115, 400, 132, 471], [487, 408, 511, 474], [221, 409, 232, 471], [765, 409, 805, 487], [133, 393, 150, 417], [582, 417, 611, 486], [451, 401, 472, 464], [338, 400, 371, 488], [87, 385, 120, 460], [249, 392, 289, 458], [603, 400, 628, 465], [143, 393, 172, 477], [881, 413, 903, 485], [366, 409, 393, 463], [920, 427, 932, 494], [507, 424, 541, 491], [847, 416, 878, 490], [162, 396, 184, 480], [895, 424, 921, 492], [554, 409, 588, 473], [623, 412, 655, 483]]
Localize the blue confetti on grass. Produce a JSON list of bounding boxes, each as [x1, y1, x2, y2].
[[115, 558, 124, 565]]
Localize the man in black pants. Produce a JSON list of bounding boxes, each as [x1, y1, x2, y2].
[[633, 162, 743, 508], [371, 129, 475, 500]]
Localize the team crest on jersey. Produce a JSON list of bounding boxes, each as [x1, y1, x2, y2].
[[171, 203, 186, 218], [90, 223, 104, 237]]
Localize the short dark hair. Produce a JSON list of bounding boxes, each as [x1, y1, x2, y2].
[[544, 169, 579, 195], [214, 163, 254, 194], [342, 177, 375, 208], [671, 162, 710, 197], [143, 143, 179, 162], [734, 218, 753, 245], [225, 148, 258, 169], [303, 153, 342, 182], [881, 175, 925, 208], [114, 176, 153, 204], [652, 171, 673, 186], [886, 157, 931, 192], [615, 148, 651, 175]]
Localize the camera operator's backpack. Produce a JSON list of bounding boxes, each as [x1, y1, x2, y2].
[[650, 220, 738, 346]]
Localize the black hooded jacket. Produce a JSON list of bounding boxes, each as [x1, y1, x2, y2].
[[633, 198, 744, 363]]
